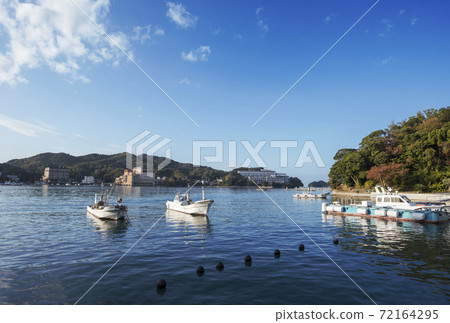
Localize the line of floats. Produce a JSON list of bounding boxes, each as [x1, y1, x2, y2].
[[155, 242, 332, 292]]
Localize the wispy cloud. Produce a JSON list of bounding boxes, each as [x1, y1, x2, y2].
[[0, 0, 131, 86], [379, 18, 394, 37], [132, 25, 152, 44], [166, 2, 198, 29], [411, 17, 418, 26], [399, 9, 406, 15], [212, 28, 221, 36], [154, 27, 165, 36], [324, 13, 336, 24], [181, 46, 211, 62], [131, 25, 165, 44], [0, 114, 58, 137], [179, 77, 191, 85], [380, 56, 392, 65], [234, 34, 243, 40], [256, 7, 269, 34]]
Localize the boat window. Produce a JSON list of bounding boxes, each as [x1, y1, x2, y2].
[[377, 197, 381, 203], [401, 196, 412, 203]]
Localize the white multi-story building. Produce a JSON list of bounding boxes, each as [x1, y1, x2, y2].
[[82, 176, 95, 184], [237, 169, 289, 184], [42, 167, 70, 182], [116, 167, 154, 186]]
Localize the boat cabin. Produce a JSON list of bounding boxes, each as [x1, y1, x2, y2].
[[374, 186, 417, 209]]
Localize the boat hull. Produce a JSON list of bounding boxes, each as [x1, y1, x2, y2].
[[323, 204, 449, 224], [87, 205, 127, 221], [166, 199, 214, 216], [294, 192, 329, 199]]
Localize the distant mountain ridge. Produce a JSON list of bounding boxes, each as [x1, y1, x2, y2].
[[2, 152, 227, 185]]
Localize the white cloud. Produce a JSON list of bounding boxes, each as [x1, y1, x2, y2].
[[132, 25, 151, 44], [234, 34, 243, 40], [256, 7, 268, 34], [379, 18, 393, 37], [166, 2, 197, 29], [411, 18, 417, 26], [0, 114, 58, 137], [399, 9, 406, 15], [131, 25, 164, 43], [0, 0, 131, 86], [380, 56, 392, 65], [324, 13, 336, 24], [212, 28, 221, 36], [179, 77, 191, 85], [154, 27, 165, 36], [181, 46, 211, 62]]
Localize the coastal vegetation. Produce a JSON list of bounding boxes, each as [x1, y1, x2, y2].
[[0, 153, 303, 187], [329, 107, 450, 192], [308, 180, 328, 188]]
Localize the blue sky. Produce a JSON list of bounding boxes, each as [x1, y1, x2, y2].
[[0, 0, 449, 184]]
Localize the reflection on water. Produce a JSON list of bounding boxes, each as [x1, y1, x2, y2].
[[322, 213, 450, 291], [86, 213, 128, 236], [165, 210, 212, 243], [42, 185, 48, 198], [119, 186, 142, 198]]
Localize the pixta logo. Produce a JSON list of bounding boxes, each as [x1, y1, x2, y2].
[[192, 140, 325, 168], [126, 130, 172, 177]]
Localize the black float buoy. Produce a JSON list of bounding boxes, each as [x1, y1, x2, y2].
[[156, 278, 166, 290], [216, 261, 224, 271], [298, 244, 305, 251], [244, 255, 252, 266], [274, 249, 281, 258], [333, 238, 339, 245], [196, 266, 205, 276]]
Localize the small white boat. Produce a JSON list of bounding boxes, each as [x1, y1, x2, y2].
[[294, 191, 330, 199], [87, 186, 127, 221], [166, 186, 214, 216]]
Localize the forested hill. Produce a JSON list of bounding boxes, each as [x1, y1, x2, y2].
[[3, 152, 227, 184], [329, 107, 450, 192]]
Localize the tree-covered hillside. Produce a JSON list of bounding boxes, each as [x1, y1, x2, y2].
[[329, 107, 450, 192], [3, 152, 228, 184]]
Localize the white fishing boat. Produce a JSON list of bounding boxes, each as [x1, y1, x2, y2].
[[373, 186, 439, 210], [322, 186, 449, 224], [293, 191, 330, 199], [166, 186, 214, 216], [87, 185, 128, 221]]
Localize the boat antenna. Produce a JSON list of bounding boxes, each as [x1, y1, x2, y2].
[[106, 181, 116, 202]]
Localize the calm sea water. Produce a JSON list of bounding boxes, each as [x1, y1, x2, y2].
[[0, 185, 448, 305]]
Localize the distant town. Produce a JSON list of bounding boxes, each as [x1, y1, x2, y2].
[[1, 165, 320, 188], [0, 152, 329, 188]]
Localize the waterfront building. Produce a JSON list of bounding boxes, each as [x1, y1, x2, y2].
[[6, 175, 20, 182], [82, 176, 95, 184], [116, 167, 154, 186], [237, 169, 289, 184], [42, 167, 70, 183]]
